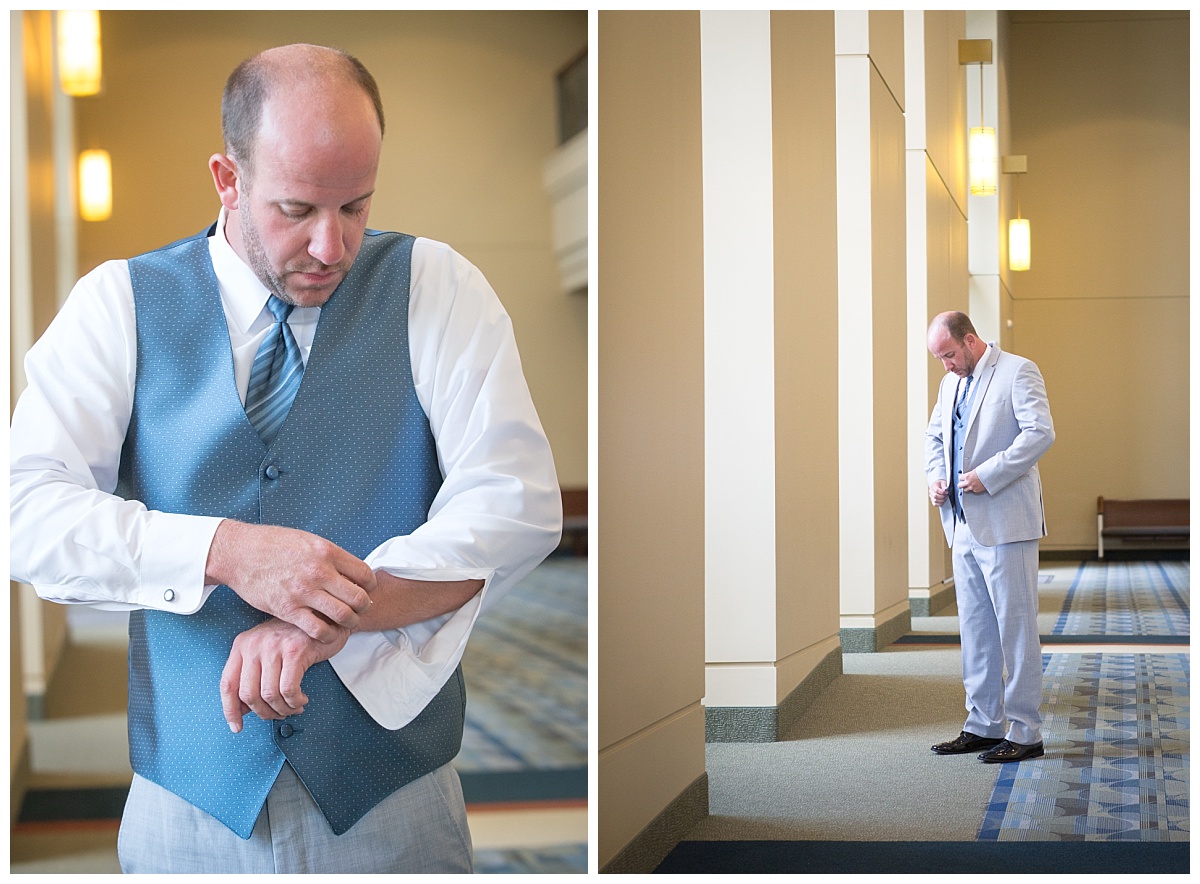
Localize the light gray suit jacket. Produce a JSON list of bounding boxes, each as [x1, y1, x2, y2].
[[925, 344, 1055, 548]]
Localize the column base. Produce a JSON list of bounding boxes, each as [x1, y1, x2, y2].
[[704, 646, 842, 743]]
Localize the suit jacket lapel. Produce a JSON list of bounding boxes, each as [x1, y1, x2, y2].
[[965, 346, 999, 437]]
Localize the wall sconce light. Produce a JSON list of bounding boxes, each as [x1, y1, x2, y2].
[[960, 39, 996, 197], [57, 10, 103, 97], [1003, 155, 1030, 271], [79, 149, 112, 221]]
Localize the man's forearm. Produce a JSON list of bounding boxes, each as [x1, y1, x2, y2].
[[358, 572, 485, 631]]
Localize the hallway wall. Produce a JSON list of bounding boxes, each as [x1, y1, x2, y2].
[[597, 11, 707, 870], [1003, 11, 1189, 550]]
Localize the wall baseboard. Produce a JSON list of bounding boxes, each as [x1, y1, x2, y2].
[[910, 581, 956, 618], [704, 646, 843, 743], [10, 739, 31, 829], [840, 606, 911, 654], [600, 772, 708, 874]]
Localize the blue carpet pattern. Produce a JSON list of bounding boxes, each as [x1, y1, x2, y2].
[[458, 556, 588, 873], [978, 556, 1190, 842], [455, 556, 587, 776], [1052, 560, 1190, 637], [979, 652, 1189, 841], [475, 843, 589, 873]]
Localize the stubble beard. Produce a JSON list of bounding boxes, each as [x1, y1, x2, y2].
[[239, 199, 299, 306]]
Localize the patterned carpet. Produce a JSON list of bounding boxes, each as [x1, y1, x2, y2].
[[458, 555, 588, 774], [980, 652, 1189, 841], [457, 554, 589, 873], [980, 559, 1189, 843], [1052, 560, 1190, 637]]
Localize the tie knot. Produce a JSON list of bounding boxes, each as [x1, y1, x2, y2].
[[266, 295, 293, 324]]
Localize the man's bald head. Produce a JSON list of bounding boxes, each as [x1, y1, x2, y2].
[[221, 43, 384, 177]]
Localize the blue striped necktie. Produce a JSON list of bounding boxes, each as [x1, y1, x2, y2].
[[245, 295, 304, 446]]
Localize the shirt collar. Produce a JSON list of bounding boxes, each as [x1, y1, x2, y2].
[[970, 342, 996, 380], [208, 208, 277, 334]]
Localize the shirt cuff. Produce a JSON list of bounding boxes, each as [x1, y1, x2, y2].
[[329, 567, 494, 730], [136, 512, 225, 613]]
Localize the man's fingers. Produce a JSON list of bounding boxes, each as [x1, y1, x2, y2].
[[220, 653, 248, 733], [278, 655, 309, 712], [333, 556, 376, 612], [291, 608, 341, 643]]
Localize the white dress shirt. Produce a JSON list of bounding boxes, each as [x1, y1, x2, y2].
[[10, 211, 562, 729]]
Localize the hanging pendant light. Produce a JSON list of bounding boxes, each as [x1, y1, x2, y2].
[[57, 10, 103, 97], [959, 40, 997, 197], [1003, 155, 1030, 271], [1008, 217, 1030, 271], [969, 125, 998, 196], [79, 149, 112, 221]]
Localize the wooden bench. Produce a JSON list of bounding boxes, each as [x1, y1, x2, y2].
[[1097, 497, 1189, 558], [561, 487, 587, 556]]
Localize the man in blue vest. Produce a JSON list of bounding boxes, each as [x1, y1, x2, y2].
[[10, 44, 562, 872]]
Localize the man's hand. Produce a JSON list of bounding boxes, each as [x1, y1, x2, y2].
[[220, 618, 350, 733], [957, 470, 986, 494], [205, 521, 375, 642], [929, 479, 949, 507]]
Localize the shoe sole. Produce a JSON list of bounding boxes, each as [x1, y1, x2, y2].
[[979, 746, 1045, 763], [931, 741, 1003, 755]]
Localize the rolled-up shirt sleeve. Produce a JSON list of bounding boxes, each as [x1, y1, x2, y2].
[[10, 260, 223, 614], [330, 238, 562, 729]]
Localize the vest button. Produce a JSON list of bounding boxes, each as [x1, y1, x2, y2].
[[264, 465, 280, 480], [279, 723, 294, 738]]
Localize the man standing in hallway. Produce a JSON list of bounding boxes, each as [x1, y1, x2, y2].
[[924, 311, 1054, 764], [10, 44, 561, 872]]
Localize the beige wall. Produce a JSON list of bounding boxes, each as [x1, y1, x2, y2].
[[597, 10, 707, 869], [71, 10, 587, 487], [771, 11, 841, 664], [1005, 11, 1189, 549]]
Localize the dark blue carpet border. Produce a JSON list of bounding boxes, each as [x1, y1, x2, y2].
[[458, 766, 587, 804], [894, 634, 1189, 645], [653, 840, 1189, 874], [19, 787, 129, 822]]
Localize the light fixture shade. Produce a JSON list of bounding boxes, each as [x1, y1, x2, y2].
[[57, 10, 103, 97], [79, 149, 112, 221], [968, 126, 997, 196], [1009, 217, 1031, 271]]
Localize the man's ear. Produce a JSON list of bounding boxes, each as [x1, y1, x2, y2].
[[209, 153, 242, 211]]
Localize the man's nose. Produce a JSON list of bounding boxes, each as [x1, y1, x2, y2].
[[308, 216, 346, 266]]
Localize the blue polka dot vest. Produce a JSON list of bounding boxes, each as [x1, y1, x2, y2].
[[117, 227, 463, 839]]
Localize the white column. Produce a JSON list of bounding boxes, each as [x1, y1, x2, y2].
[[834, 10, 910, 644], [834, 10, 876, 620], [701, 10, 778, 706], [904, 11, 934, 593]]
